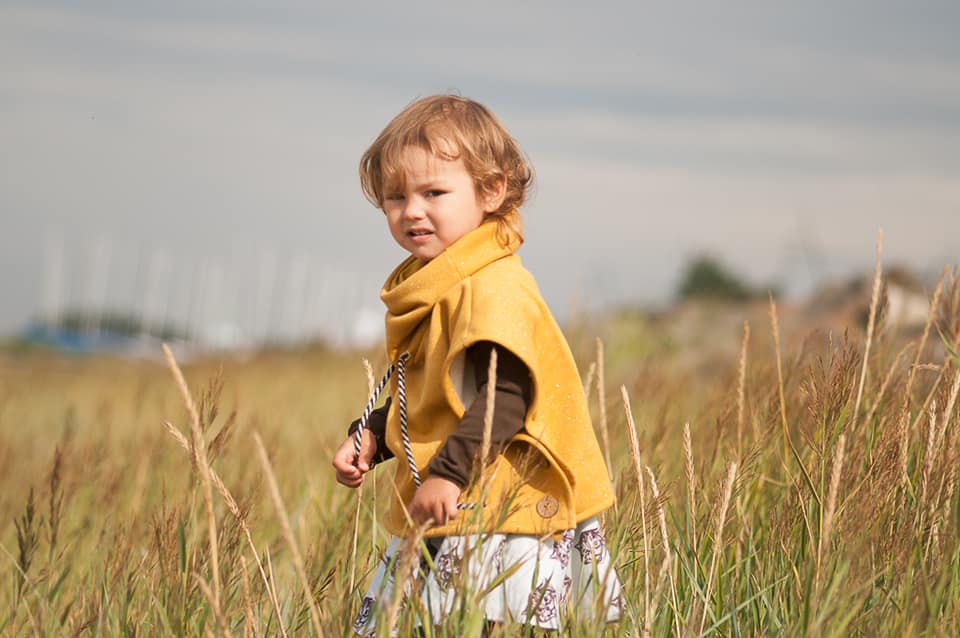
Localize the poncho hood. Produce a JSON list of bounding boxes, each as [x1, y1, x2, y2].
[[381, 216, 521, 362]]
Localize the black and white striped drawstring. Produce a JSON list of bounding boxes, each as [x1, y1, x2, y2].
[[353, 352, 476, 510]]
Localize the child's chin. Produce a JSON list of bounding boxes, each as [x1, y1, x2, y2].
[[409, 247, 441, 262]]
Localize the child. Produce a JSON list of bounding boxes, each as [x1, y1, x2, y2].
[[331, 95, 621, 634]]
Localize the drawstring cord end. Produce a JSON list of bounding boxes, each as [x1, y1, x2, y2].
[[351, 351, 477, 511]]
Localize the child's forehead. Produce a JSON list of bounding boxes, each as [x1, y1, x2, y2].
[[383, 143, 465, 187]]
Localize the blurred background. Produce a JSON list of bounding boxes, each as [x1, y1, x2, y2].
[[3, 0, 958, 354]]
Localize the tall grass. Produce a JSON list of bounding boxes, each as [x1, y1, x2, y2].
[[2, 266, 960, 636]]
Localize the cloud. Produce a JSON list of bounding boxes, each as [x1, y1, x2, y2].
[[516, 110, 960, 177], [1, 1, 958, 335], [7, 2, 960, 119]]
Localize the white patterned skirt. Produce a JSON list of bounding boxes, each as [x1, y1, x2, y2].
[[352, 516, 621, 635]]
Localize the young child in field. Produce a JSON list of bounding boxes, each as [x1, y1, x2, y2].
[[331, 95, 620, 634]]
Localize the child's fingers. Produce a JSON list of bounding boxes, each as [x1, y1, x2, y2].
[[332, 434, 376, 475], [445, 499, 458, 522], [335, 462, 359, 479], [410, 497, 433, 526], [440, 494, 458, 524], [433, 502, 447, 526], [409, 478, 462, 526], [423, 499, 457, 526], [335, 468, 363, 488], [331, 448, 357, 474], [332, 448, 368, 489]]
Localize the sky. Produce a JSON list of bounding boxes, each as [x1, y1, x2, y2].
[[2, 1, 958, 344]]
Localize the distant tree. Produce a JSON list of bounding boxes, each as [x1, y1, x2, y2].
[[677, 255, 752, 301]]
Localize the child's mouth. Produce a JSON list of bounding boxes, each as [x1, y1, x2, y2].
[[408, 230, 433, 242]]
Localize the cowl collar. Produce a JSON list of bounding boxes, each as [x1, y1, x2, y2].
[[381, 214, 522, 360]]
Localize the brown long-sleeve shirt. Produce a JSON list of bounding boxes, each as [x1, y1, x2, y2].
[[347, 342, 532, 488]]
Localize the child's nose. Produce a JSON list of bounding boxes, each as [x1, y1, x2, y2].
[[402, 199, 426, 220]]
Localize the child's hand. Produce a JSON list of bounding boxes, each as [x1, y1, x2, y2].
[[409, 476, 462, 526], [332, 431, 377, 488]]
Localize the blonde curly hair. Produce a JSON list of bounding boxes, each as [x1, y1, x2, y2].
[[359, 95, 534, 238]]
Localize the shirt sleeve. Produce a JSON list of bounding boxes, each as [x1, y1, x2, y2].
[[428, 341, 533, 488], [346, 396, 394, 465]]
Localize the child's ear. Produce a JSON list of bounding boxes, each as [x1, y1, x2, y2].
[[480, 176, 508, 214]]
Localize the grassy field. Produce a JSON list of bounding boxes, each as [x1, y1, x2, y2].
[[2, 267, 959, 637]]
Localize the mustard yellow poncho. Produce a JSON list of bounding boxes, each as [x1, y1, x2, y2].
[[380, 216, 614, 538]]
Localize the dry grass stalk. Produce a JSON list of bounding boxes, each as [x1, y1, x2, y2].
[[926, 385, 960, 559], [927, 438, 952, 560], [351, 359, 378, 595], [818, 434, 846, 577], [699, 462, 737, 635], [240, 556, 258, 638], [645, 465, 681, 637], [162, 344, 222, 609], [918, 401, 939, 526], [364, 358, 378, 554], [11, 489, 41, 609], [163, 420, 191, 453], [383, 524, 429, 635], [769, 297, 819, 521], [905, 266, 948, 402], [621, 386, 650, 630], [852, 229, 884, 431], [350, 482, 363, 595], [928, 519, 941, 562], [734, 490, 750, 582], [194, 574, 231, 638], [736, 321, 750, 462], [914, 363, 942, 372], [647, 552, 672, 636], [46, 447, 65, 559], [363, 359, 376, 395], [480, 347, 498, 468], [162, 420, 287, 636], [769, 294, 790, 465], [927, 481, 947, 560], [265, 543, 277, 588], [864, 345, 911, 428], [583, 361, 596, 399], [939, 369, 960, 451], [904, 278, 959, 501], [163, 420, 243, 520], [938, 455, 958, 558], [265, 545, 282, 634], [898, 411, 910, 487], [253, 431, 325, 637], [908, 360, 949, 444], [596, 338, 613, 481], [683, 423, 697, 556]]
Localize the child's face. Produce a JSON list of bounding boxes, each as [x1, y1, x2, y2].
[[382, 146, 498, 262]]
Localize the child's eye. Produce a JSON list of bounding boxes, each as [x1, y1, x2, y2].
[[425, 190, 446, 198], [384, 193, 404, 202]]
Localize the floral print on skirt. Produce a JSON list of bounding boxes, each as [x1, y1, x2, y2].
[[352, 516, 621, 635]]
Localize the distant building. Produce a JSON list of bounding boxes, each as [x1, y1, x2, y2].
[[805, 265, 931, 332]]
